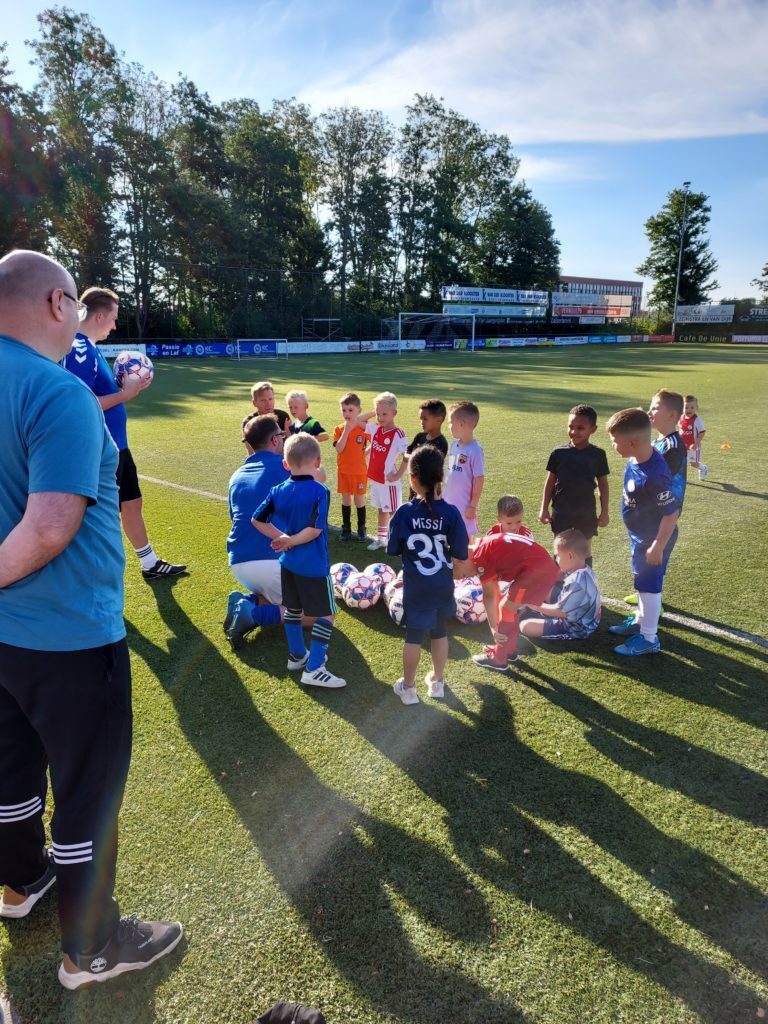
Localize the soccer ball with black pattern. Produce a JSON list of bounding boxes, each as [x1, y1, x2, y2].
[[342, 572, 381, 610], [330, 562, 356, 599], [114, 350, 154, 386], [455, 584, 487, 624], [388, 590, 406, 627], [364, 562, 396, 589]]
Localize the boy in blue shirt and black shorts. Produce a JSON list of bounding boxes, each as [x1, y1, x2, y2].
[[253, 434, 345, 688], [606, 408, 680, 656]]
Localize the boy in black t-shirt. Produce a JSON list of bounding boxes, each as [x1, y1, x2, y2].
[[404, 399, 448, 500], [539, 405, 610, 560]]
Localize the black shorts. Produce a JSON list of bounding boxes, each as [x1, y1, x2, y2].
[[116, 448, 142, 505], [280, 567, 337, 618], [551, 513, 598, 540]]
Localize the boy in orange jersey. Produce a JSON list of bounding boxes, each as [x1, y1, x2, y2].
[[333, 392, 370, 541]]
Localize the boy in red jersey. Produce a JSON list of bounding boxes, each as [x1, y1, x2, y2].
[[484, 495, 534, 539], [360, 391, 409, 550], [679, 395, 707, 480], [454, 530, 559, 672]]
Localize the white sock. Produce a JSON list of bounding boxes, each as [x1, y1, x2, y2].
[[135, 543, 158, 570], [637, 591, 662, 642]]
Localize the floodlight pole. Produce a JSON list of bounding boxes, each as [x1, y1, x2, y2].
[[671, 181, 691, 341]]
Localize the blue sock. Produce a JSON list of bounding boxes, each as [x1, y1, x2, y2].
[[307, 618, 333, 671], [284, 608, 305, 657], [251, 603, 281, 628]]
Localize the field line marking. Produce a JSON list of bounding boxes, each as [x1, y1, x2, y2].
[[139, 475, 228, 503], [139, 475, 768, 650]]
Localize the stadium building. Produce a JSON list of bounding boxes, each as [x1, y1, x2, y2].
[[558, 276, 643, 317]]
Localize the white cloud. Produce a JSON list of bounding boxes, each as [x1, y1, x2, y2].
[[516, 153, 602, 184], [298, 0, 768, 143]]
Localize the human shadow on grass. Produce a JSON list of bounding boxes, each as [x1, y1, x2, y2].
[[320, 674, 765, 1022], [588, 613, 768, 731], [520, 659, 768, 828], [126, 586, 527, 1024], [688, 479, 768, 502]]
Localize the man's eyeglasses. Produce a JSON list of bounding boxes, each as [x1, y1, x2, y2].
[[49, 290, 88, 321]]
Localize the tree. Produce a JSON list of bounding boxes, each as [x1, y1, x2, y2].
[[751, 263, 768, 296], [319, 106, 394, 318], [28, 7, 127, 285], [470, 184, 560, 289], [637, 187, 719, 313], [0, 44, 58, 253], [112, 63, 178, 337]]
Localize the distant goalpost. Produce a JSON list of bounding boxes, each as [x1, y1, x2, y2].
[[396, 312, 476, 354], [233, 338, 288, 360]]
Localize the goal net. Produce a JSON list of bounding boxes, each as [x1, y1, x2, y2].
[[396, 312, 476, 353], [233, 338, 288, 360]]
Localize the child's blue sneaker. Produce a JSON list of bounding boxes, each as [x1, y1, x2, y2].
[[608, 613, 641, 636], [226, 598, 256, 650], [614, 633, 661, 656], [223, 590, 246, 634]]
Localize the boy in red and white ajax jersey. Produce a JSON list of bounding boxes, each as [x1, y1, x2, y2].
[[363, 391, 409, 549]]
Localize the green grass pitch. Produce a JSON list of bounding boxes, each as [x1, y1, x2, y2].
[[1, 344, 767, 1024]]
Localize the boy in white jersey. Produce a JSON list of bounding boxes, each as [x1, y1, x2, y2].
[[443, 400, 485, 537], [361, 391, 408, 550]]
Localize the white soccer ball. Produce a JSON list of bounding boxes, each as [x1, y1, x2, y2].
[[455, 584, 487, 625], [342, 572, 381, 610], [388, 590, 406, 627], [383, 578, 403, 607], [331, 562, 356, 599], [364, 562, 396, 589], [114, 350, 154, 385], [455, 574, 481, 589]]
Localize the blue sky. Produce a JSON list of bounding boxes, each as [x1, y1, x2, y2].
[[3, 0, 767, 301]]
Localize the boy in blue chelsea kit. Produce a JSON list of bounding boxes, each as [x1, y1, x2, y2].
[[606, 408, 680, 656], [253, 433, 345, 688]]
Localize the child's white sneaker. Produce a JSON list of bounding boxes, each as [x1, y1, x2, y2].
[[367, 538, 385, 551], [301, 667, 346, 688], [425, 672, 445, 699], [393, 678, 420, 705], [698, 463, 708, 481]]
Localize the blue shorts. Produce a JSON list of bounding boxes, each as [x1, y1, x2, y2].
[[631, 528, 678, 594], [541, 618, 595, 641], [403, 595, 455, 638]]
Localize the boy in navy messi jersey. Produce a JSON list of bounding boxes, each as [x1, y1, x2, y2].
[[606, 408, 680, 656], [387, 446, 468, 704], [253, 434, 345, 688]]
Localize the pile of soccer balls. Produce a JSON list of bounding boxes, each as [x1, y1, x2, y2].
[[331, 560, 489, 627]]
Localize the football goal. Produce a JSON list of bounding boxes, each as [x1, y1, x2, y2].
[[396, 312, 477, 353], [232, 338, 288, 360]]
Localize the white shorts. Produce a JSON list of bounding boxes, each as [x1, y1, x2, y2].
[[230, 559, 282, 604], [370, 480, 402, 513]]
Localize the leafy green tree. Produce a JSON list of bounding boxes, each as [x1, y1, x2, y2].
[[637, 187, 719, 312], [393, 94, 521, 306], [319, 106, 394, 318], [751, 263, 768, 296], [470, 184, 560, 289], [112, 63, 178, 337], [28, 7, 126, 285], [0, 44, 58, 253]]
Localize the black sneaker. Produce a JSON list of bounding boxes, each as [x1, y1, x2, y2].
[[340, 528, 352, 542], [507, 653, 519, 666], [142, 559, 187, 580], [356, 528, 367, 542], [471, 653, 509, 673], [0, 850, 56, 919], [58, 914, 183, 990]]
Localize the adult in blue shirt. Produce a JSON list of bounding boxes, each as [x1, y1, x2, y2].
[[224, 412, 289, 647], [63, 287, 185, 580], [0, 250, 181, 989]]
